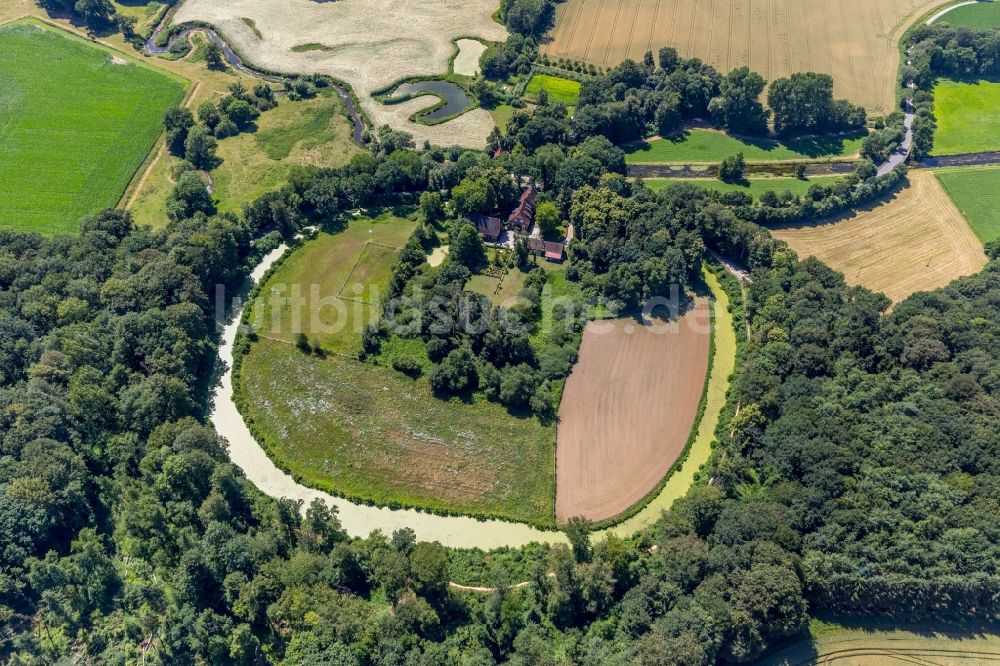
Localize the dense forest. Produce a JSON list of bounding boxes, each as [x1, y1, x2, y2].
[[6, 11, 1000, 666]]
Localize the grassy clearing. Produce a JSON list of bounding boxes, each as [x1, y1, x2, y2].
[[290, 42, 332, 53], [239, 338, 556, 524], [0, 19, 186, 234], [645, 176, 841, 198], [624, 129, 866, 164], [936, 165, 1000, 244], [523, 73, 581, 106], [937, 1, 1000, 28], [247, 214, 416, 356], [214, 91, 361, 211], [490, 104, 517, 132], [112, 1, 166, 37], [933, 78, 1000, 155], [130, 92, 360, 227]]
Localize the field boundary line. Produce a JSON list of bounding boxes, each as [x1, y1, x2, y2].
[[336, 240, 400, 301]]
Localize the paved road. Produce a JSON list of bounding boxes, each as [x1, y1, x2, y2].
[[877, 98, 915, 176], [145, 5, 366, 144]]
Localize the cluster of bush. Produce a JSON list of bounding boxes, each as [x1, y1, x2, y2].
[[568, 49, 866, 144]]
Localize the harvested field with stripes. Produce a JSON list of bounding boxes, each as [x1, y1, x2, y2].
[[771, 170, 986, 302], [543, 0, 954, 114]]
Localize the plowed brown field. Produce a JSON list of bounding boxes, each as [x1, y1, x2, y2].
[[556, 299, 711, 522], [771, 170, 987, 303], [543, 0, 954, 114]]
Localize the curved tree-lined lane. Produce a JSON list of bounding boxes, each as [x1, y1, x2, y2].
[[211, 246, 737, 549]]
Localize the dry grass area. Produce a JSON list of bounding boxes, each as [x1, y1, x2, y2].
[[771, 171, 987, 303], [543, 0, 954, 114], [454, 38, 487, 76], [556, 300, 711, 522], [175, 0, 506, 146]]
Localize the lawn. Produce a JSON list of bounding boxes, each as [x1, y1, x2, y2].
[[937, 1, 1000, 29], [247, 213, 417, 355], [933, 78, 1000, 155], [239, 338, 556, 524], [645, 176, 841, 199], [624, 129, 866, 164], [936, 166, 1000, 244], [214, 90, 361, 213], [0, 19, 187, 235], [523, 73, 582, 106]]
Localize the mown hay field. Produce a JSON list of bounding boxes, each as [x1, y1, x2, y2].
[[936, 165, 1000, 244], [771, 170, 987, 302], [543, 0, 954, 114], [625, 130, 865, 164], [175, 0, 506, 147], [0, 19, 186, 234], [239, 338, 557, 524], [556, 301, 712, 522], [932, 78, 1000, 156], [247, 213, 416, 356]]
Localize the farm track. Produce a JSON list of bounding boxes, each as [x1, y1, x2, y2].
[[144, 3, 366, 144]]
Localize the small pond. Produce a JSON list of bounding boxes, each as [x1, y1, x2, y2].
[[389, 80, 474, 122]]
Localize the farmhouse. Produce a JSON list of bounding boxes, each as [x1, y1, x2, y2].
[[508, 185, 538, 233], [527, 237, 565, 262], [471, 214, 503, 242]]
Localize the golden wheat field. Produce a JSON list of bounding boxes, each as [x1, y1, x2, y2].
[[771, 171, 986, 302], [543, 0, 954, 113]]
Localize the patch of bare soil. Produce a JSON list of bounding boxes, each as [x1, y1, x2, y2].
[[556, 300, 712, 522]]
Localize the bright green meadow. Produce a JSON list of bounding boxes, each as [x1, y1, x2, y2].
[[932, 78, 1000, 156], [524, 73, 582, 106], [624, 129, 866, 164], [936, 166, 1000, 244], [645, 176, 841, 199], [0, 20, 186, 235]]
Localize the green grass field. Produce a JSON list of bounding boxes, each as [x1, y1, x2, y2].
[[624, 129, 866, 164], [239, 337, 556, 524], [0, 20, 186, 235], [938, 1, 1000, 28], [247, 213, 416, 355], [213, 91, 360, 212], [645, 175, 841, 199], [936, 166, 1000, 243], [524, 73, 582, 106], [933, 78, 1000, 155], [112, 1, 167, 37]]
